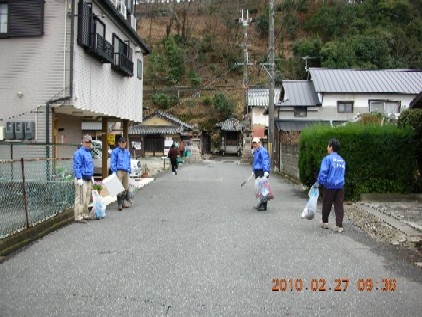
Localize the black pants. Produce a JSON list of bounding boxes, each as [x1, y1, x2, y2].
[[322, 188, 344, 227], [170, 158, 178, 173], [254, 169, 267, 208]]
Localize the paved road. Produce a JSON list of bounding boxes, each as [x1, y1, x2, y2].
[[1, 160, 421, 316]]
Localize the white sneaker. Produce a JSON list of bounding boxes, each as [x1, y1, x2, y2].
[[320, 221, 329, 229], [335, 226, 344, 233], [172, 172, 175, 175]]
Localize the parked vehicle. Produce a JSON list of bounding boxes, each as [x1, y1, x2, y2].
[[91, 147, 141, 177]]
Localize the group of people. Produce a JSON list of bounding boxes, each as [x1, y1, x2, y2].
[[251, 136, 346, 232], [73, 134, 346, 232], [73, 135, 132, 223]]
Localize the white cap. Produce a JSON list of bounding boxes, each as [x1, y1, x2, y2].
[[252, 137, 261, 144]]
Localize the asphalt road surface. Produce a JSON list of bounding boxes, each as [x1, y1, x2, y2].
[[1, 159, 421, 316]]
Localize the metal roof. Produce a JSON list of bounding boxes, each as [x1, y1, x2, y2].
[[309, 68, 422, 94], [81, 122, 114, 131], [276, 80, 320, 107], [410, 91, 422, 109], [275, 120, 332, 132], [248, 88, 281, 107], [215, 118, 243, 131]]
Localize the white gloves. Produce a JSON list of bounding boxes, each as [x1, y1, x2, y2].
[[251, 171, 255, 177], [264, 172, 269, 178], [76, 178, 84, 186], [112, 172, 116, 176], [91, 177, 95, 183], [312, 182, 319, 188]]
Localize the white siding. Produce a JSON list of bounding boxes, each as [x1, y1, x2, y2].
[[73, 1, 144, 122], [0, 1, 68, 123]]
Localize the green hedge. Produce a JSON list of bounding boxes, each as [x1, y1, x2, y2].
[[298, 124, 417, 201]]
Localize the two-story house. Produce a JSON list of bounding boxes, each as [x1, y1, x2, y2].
[[0, 0, 150, 166]]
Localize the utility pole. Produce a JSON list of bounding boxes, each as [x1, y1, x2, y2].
[[237, 9, 255, 165], [268, 0, 275, 170], [235, 9, 253, 114]]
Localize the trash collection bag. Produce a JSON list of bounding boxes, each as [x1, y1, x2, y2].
[[126, 183, 136, 206], [92, 190, 106, 219], [301, 187, 319, 220], [255, 177, 274, 203]]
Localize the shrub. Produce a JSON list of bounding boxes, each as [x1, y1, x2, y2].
[[299, 124, 417, 200]]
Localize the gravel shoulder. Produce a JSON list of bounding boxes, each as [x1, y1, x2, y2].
[[344, 203, 422, 268]]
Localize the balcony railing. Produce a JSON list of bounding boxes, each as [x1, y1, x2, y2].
[[91, 33, 114, 63], [112, 52, 134, 77]]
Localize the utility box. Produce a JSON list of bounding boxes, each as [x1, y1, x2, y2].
[[14, 122, 25, 140], [24, 121, 36, 140], [6, 122, 15, 140]]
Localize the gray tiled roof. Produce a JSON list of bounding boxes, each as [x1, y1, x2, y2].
[[143, 110, 193, 130], [309, 68, 422, 94], [248, 88, 282, 106], [276, 80, 320, 107], [129, 125, 183, 135], [215, 118, 243, 131], [129, 110, 192, 135]]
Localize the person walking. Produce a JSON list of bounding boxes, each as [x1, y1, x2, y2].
[[313, 138, 346, 233], [110, 136, 131, 211], [179, 140, 185, 157], [252, 137, 270, 211], [73, 134, 95, 223], [168, 143, 179, 175]]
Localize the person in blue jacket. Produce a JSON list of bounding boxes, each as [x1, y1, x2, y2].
[[73, 134, 94, 223], [111, 136, 132, 211], [252, 137, 270, 211], [313, 138, 346, 233]]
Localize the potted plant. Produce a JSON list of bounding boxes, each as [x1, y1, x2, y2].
[[92, 181, 103, 193], [141, 163, 149, 178]]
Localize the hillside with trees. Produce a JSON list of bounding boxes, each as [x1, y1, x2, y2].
[[136, 0, 422, 129]]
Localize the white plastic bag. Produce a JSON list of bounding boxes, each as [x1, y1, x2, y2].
[[92, 190, 106, 219], [301, 187, 319, 220]]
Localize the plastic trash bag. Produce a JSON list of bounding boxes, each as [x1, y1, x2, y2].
[[301, 187, 319, 220], [92, 190, 106, 219], [126, 183, 136, 206], [255, 177, 274, 203]]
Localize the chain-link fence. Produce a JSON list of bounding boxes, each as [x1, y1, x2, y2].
[[0, 144, 78, 239]]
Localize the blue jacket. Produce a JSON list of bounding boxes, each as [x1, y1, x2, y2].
[[111, 147, 131, 173], [317, 152, 346, 189], [73, 147, 94, 179], [253, 146, 270, 173]]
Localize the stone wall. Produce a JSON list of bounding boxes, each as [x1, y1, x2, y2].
[[281, 144, 300, 180]]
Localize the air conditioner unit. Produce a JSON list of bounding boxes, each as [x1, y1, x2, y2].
[[24, 121, 36, 140], [110, 0, 119, 9], [119, 1, 127, 19], [6, 122, 15, 140], [15, 122, 25, 140], [0, 126, 5, 141], [129, 14, 136, 30]]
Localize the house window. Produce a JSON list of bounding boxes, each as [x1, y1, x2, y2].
[[137, 59, 142, 80], [0, 0, 44, 38], [369, 100, 400, 114], [0, 3, 8, 34], [294, 107, 307, 117], [112, 33, 133, 76], [337, 101, 353, 113]]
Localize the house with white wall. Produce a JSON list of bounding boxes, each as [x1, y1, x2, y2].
[[0, 0, 150, 164]]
